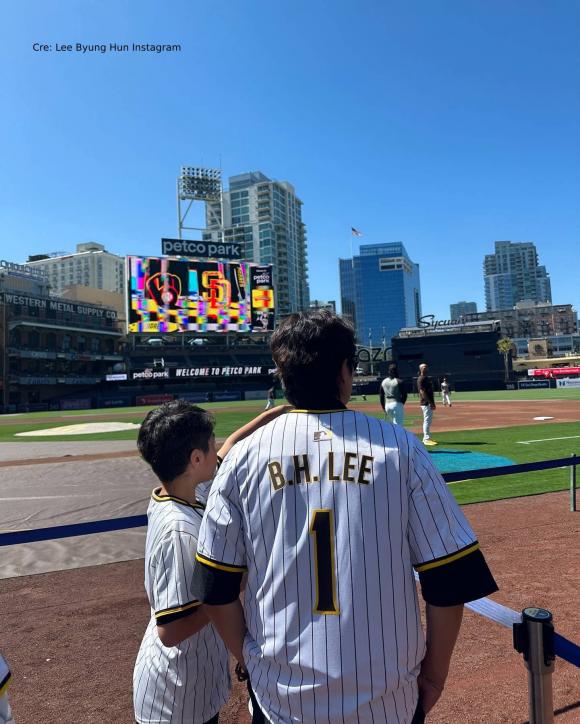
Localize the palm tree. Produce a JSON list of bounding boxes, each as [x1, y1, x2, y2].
[[497, 337, 514, 383]]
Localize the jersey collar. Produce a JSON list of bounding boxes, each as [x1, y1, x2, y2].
[[290, 404, 348, 414], [152, 487, 205, 510]]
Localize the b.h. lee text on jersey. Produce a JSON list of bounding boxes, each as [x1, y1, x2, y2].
[[268, 452, 374, 490]]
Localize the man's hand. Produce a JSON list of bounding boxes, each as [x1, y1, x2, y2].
[[430, 403, 436, 410], [417, 672, 444, 714]]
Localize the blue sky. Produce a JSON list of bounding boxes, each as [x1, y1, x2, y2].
[[2, 0, 579, 320]]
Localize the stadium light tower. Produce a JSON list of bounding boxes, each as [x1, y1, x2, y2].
[[176, 166, 223, 240]]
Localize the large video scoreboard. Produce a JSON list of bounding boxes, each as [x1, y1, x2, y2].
[[127, 256, 275, 333]]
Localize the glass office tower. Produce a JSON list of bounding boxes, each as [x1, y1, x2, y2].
[[339, 242, 422, 347]]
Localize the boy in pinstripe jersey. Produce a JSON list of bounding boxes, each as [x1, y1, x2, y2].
[[0, 653, 14, 724], [133, 401, 289, 724], [192, 310, 498, 724]]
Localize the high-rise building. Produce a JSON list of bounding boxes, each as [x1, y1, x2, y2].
[[339, 242, 421, 346], [309, 300, 336, 313], [202, 171, 309, 317], [450, 301, 477, 320], [484, 241, 551, 311], [25, 242, 125, 296]]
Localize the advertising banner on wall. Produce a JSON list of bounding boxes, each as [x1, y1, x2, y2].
[[127, 256, 275, 334], [136, 394, 174, 406], [174, 365, 275, 379], [176, 391, 211, 403], [213, 391, 243, 401], [517, 379, 550, 389], [556, 378, 580, 388], [528, 367, 580, 377]]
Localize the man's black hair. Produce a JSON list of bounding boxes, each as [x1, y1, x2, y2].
[[270, 310, 356, 408], [137, 400, 214, 483], [388, 363, 399, 377]]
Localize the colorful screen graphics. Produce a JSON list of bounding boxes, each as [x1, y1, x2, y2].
[[127, 256, 275, 333]]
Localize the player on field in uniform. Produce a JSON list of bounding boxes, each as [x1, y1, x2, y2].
[[440, 377, 452, 407], [133, 401, 289, 724], [379, 363, 407, 426], [264, 386, 275, 411], [192, 310, 498, 724], [417, 363, 437, 446]]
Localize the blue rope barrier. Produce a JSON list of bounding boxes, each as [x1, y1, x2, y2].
[[442, 456, 575, 483], [0, 514, 147, 546], [554, 632, 580, 669], [1, 454, 578, 669], [0, 455, 576, 546]]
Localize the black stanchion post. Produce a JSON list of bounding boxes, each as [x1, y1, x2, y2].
[[571, 454, 577, 513], [513, 608, 555, 724]]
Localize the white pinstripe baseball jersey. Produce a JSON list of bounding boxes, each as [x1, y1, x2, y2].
[[133, 490, 230, 724], [193, 409, 497, 724], [0, 655, 10, 701]]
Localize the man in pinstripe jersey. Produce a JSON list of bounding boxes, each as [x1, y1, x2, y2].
[[192, 311, 498, 724], [133, 401, 289, 724]]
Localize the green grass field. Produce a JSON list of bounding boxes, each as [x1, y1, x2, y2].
[[1, 389, 578, 506]]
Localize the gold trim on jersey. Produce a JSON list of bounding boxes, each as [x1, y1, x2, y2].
[[152, 488, 205, 510], [415, 542, 480, 572], [155, 600, 202, 620], [0, 671, 11, 698], [195, 552, 248, 573]]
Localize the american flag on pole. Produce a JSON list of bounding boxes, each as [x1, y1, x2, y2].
[[351, 227, 363, 237]]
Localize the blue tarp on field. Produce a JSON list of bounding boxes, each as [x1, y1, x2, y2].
[[429, 449, 515, 474]]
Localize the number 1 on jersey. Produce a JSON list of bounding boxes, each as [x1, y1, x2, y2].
[[310, 509, 340, 615]]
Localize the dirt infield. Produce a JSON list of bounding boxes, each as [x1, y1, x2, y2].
[[1, 491, 579, 723], [401, 398, 580, 433], [0, 398, 579, 434], [1, 399, 579, 721], [1, 400, 579, 469]]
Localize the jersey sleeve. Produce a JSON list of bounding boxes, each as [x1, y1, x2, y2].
[[152, 531, 201, 624], [0, 653, 11, 698], [407, 438, 498, 606], [192, 453, 247, 606]]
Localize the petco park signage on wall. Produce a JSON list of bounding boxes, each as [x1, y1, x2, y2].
[[161, 238, 242, 259], [174, 365, 276, 378], [120, 365, 277, 382]]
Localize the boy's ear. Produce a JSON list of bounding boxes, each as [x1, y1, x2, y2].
[[189, 448, 202, 467]]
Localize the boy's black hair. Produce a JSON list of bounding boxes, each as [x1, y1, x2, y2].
[[137, 400, 215, 483], [270, 310, 356, 408]]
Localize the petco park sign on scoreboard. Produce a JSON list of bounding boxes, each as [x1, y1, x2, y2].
[[161, 238, 242, 259]]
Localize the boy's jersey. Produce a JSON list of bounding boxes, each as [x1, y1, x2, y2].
[[193, 409, 497, 724], [133, 490, 230, 724], [0, 653, 11, 699]]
